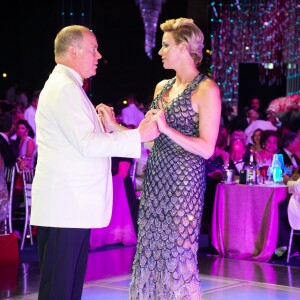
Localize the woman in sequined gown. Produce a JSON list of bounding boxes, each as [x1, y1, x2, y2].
[[129, 18, 221, 299]]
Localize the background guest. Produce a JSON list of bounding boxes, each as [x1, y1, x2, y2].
[[228, 138, 247, 176], [250, 97, 265, 119], [247, 109, 260, 124], [279, 131, 300, 168], [15, 119, 36, 169], [255, 130, 280, 167], [244, 115, 277, 145], [24, 90, 40, 138], [121, 94, 145, 127], [247, 128, 262, 152]]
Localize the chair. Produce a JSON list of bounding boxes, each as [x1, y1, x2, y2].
[[286, 182, 300, 263], [3, 166, 16, 234], [20, 169, 35, 250]]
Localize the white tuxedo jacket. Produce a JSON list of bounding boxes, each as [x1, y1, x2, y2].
[[31, 65, 141, 228]]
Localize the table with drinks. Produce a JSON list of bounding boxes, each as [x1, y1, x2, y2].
[[211, 154, 291, 262], [211, 181, 289, 262]]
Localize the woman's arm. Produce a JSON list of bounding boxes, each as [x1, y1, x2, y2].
[[154, 78, 221, 159], [25, 138, 36, 159]]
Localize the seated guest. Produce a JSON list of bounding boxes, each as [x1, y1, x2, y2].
[[0, 113, 33, 170], [15, 119, 36, 169], [255, 130, 280, 168], [247, 128, 262, 152], [12, 119, 36, 213], [244, 118, 277, 146], [226, 129, 247, 151], [228, 138, 248, 176], [278, 131, 300, 168]]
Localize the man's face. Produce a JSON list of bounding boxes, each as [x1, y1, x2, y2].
[[251, 98, 260, 110], [247, 109, 259, 122], [230, 140, 246, 162], [75, 31, 102, 79]]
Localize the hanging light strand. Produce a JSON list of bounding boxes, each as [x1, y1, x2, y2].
[[136, 0, 164, 59]]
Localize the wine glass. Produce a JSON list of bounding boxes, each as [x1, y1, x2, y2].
[[259, 166, 269, 184]]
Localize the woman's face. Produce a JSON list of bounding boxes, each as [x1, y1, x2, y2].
[[158, 32, 181, 69], [253, 130, 261, 144], [264, 135, 278, 153], [16, 124, 28, 138]]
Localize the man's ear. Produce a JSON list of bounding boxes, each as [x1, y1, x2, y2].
[[69, 45, 77, 58]]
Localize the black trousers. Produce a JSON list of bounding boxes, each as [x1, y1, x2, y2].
[[37, 226, 91, 300]]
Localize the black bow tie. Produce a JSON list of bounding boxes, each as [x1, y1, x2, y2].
[[234, 160, 244, 165]]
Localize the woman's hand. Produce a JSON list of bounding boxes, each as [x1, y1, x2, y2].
[[146, 109, 170, 135]]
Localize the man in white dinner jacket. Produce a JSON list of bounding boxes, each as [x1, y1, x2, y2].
[[30, 25, 159, 300]]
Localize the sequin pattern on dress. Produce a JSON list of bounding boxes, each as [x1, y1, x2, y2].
[[130, 74, 207, 300]]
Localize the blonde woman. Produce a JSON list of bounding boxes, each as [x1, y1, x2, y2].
[[130, 18, 221, 299]]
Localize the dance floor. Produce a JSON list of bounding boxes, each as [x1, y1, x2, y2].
[[1, 237, 300, 300]]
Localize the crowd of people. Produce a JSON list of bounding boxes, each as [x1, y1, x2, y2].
[[208, 97, 300, 180], [0, 92, 40, 225], [203, 96, 300, 260]]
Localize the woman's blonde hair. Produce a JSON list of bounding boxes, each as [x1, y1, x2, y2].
[[160, 18, 204, 66]]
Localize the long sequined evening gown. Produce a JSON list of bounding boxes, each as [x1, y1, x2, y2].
[[129, 74, 207, 300]]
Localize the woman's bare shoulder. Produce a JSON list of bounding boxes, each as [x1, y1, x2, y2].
[[197, 77, 219, 94], [194, 76, 220, 107], [154, 79, 170, 97]]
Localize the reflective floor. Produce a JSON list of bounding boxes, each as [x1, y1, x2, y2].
[[1, 237, 300, 300]]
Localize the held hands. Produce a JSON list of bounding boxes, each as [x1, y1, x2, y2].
[[145, 109, 170, 135], [95, 104, 166, 142], [138, 108, 172, 143], [96, 103, 118, 133], [138, 109, 160, 143]]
